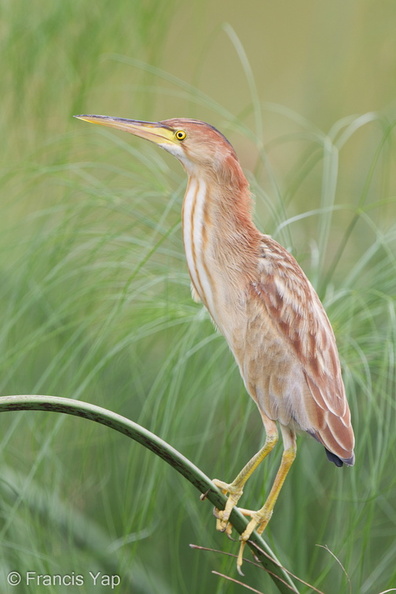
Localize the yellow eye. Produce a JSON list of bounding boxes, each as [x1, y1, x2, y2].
[[175, 130, 186, 141]]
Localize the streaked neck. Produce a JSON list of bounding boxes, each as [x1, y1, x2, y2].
[[182, 173, 260, 320]]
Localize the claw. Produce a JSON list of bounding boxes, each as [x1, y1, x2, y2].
[[237, 540, 247, 576], [200, 489, 210, 501], [217, 518, 233, 537]]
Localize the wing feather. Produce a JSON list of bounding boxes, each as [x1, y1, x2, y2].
[[251, 235, 354, 465]]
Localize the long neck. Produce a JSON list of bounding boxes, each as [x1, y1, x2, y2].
[[181, 166, 260, 322]]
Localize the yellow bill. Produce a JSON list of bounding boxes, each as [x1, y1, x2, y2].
[[74, 115, 176, 146]]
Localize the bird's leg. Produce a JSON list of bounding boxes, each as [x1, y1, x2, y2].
[[236, 428, 296, 573], [212, 418, 278, 534]]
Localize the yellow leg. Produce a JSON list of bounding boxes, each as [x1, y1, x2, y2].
[[237, 432, 297, 573], [213, 417, 278, 533]]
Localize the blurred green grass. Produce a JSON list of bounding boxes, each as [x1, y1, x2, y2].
[[1, 1, 395, 593]]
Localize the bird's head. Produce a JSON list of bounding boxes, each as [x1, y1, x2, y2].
[[75, 115, 242, 184]]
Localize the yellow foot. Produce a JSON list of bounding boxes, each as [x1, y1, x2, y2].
[[212, 507, 233, 537], [212, 478, 244, 535], [235, 508, 273, 575]]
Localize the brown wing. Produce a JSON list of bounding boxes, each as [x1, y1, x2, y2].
[[251, 235, 355, 465]]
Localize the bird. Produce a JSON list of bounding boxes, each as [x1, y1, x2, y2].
[[75, 114, 355, 572]]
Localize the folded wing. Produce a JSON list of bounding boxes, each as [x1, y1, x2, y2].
[[251, 235, 355, 466]]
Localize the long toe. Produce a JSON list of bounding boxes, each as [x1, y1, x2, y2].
[[212, 479, 244, 526], [237, 539, 252, 575], [240, 517, 258, 544], [212, 478, 231, 493]]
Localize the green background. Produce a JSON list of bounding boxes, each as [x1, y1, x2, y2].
[[1, 1, 395, 592]]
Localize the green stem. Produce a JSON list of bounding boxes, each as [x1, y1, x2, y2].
[[0, 394, 298, 593]]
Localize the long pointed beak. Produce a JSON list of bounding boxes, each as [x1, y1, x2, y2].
[[74, 115, 176, 145]]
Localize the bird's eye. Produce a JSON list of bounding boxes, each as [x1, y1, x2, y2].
[[175, 130, 186, 141]]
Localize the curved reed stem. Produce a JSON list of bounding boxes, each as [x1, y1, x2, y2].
[[0, 394, 298, 593]]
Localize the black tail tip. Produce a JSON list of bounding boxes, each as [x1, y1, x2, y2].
[[325, 448, 355, 467]]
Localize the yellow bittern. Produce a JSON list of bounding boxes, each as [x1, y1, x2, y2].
[[75, 115, 355, 571]]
